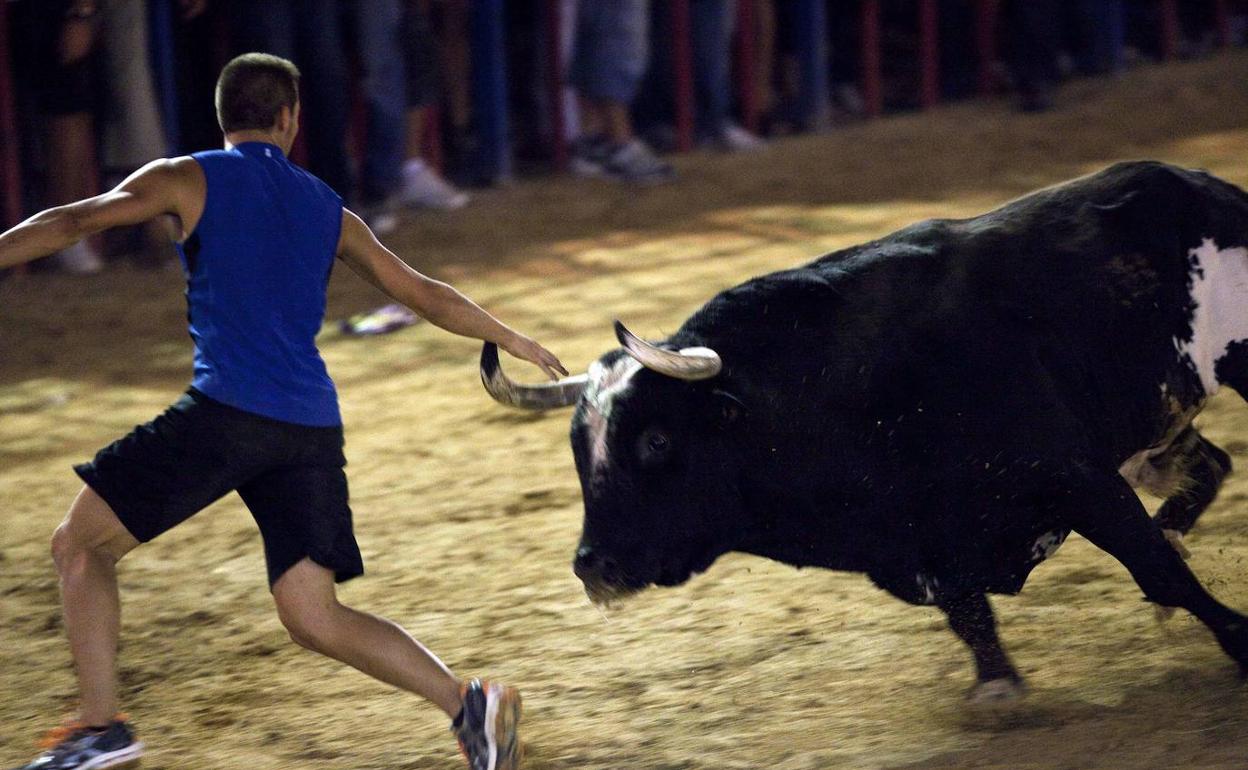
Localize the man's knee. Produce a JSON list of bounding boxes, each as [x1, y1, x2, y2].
[[51, 488, 138, 574], [51, 522, 120, 575], [276, 598, 341, 654]]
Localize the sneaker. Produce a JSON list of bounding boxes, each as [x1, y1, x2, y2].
[[13, 719, 143, 770], [50, 242, 103, 275], [399, 159, 470, 211], [601, 139, 674, 185], [569, 134, 611, 178], [712, 123, 766, 153], [451, 679, 521, 770]]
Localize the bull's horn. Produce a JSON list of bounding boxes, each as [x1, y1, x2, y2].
[[614, 320, 722, 381], [480, 342, 589, 410]]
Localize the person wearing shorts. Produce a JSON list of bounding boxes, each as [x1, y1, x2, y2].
[[0, 53, 559, 770]]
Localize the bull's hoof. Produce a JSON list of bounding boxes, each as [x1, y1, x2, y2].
[[1162, 529, 1191, 560], [967, 677, 1027, 706], [967, 678, 1026, 705]]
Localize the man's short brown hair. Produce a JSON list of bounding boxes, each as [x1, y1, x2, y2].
[[214, 53, 301, 133]]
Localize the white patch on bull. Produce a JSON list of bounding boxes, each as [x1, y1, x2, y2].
[[582, 356, 643, 473], [1176, 237, 1248, 396], [1030, 530, 1067, 562]]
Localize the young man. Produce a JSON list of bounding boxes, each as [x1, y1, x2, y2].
[[1, 53, 557, 770]]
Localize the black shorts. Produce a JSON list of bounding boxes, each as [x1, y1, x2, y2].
[[74, 388, 364, 589]]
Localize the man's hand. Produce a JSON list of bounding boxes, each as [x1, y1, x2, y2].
[[500, 333, 569, 381]]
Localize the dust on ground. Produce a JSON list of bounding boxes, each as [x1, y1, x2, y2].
[[5, 53, 1248, 770]]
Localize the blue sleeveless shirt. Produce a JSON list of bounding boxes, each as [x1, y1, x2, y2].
[[176, 142, 344, 427]]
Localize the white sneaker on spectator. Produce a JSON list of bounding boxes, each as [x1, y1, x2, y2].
[[602, 139, 674, 185], [52, 241, 104, 274], [364, 202, 400, 236], [570, 135, 611, 178], [399, 159, 469, 211], [714, 123, 766, 153]]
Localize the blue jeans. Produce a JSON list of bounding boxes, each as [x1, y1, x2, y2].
[[569, 0, 650, 105], [692, 0, 737, 137], [230, 0, 406, 202], [349, 0, 407, 201], [230, 0, 352, 197]]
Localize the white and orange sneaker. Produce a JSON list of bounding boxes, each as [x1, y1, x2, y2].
[[451, 679, 522, 770]]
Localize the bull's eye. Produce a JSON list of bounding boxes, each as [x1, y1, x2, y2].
[[638, 428, 672, 464]]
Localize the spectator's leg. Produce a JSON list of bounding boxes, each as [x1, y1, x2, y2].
[[439, 0, 473, 151], [691, 0, 734, 140], [99, 0, 166, 168], [290, 0, 351, 198], [352, 0, 405, 208], [38, 1, 105, 272], [569, 0, 650, 141], [399, 2, 469, 211]]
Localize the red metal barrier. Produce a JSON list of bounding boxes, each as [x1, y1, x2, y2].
[[975, 0, 1001, 96], [670, 0, 696, 152], [1158, 0, 1180, 59], [0, 0, 22, 231], [860, 0, 882, 118], [918, 0, 940, 109], [734, 0, 759, 135], [543, 0, 568, 171]]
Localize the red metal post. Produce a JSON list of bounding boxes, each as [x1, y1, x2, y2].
[[0, 0, 22, 231], [975, 0, 1000, 96], [734, 0, 759, 135], [1158, 0, 1180, 60], [1213, 0, 1231, 48], [670, 0, 696, 152], [544, 0, 568, 171], [918, 0, 940, 109], [860, 0, 882, 118]]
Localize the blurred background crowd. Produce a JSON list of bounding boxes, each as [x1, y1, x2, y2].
[[0, 0, 1243, 275]]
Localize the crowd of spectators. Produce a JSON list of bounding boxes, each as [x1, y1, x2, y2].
[[2, 0, 1243, 274]]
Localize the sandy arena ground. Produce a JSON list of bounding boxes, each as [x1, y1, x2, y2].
[[6, 53, 1248, 770]]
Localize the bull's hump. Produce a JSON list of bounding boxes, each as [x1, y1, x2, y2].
[[1177, 237, 1248, 396]]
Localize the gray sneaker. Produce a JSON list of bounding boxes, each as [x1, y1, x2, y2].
[[13, 720, 143, 770], [602, 139, 674, 185], [451, 679, 522, 770]]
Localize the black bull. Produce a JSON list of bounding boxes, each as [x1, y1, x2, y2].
[[480, 161, 1248, 702]]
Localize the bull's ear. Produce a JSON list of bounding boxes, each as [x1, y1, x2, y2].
[[710, 389, 748, 427]]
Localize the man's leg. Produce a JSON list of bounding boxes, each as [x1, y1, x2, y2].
[[271, 558, 462, 718], [51, 486, 140, 726]]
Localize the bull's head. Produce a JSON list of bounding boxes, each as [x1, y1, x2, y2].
[[481, 322, 751, 605]]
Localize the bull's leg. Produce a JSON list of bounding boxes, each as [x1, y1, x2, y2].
[[1153, 433, 1232, 550], [1069, 474, 1248, 674], [938, 592, 1025, 703]]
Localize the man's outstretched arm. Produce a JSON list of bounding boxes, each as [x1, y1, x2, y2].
[[0, 157, 202, 271], [336, 208, 568, 380]]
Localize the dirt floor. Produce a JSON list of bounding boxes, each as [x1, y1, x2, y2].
[[7, 52, 1248, 770]]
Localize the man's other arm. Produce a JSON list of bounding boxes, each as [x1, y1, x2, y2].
[[0, 157, 202, 270], [335, 208, 567, 380]]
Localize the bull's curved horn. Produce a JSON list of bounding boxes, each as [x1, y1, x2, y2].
[[614, 320, 722, 381], [480, 342, 589, 410]]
